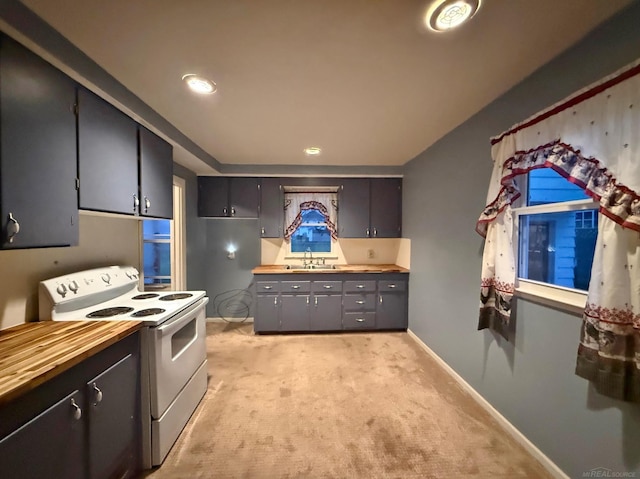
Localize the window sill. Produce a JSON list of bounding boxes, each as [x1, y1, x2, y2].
[[515, 279, 586, 315]]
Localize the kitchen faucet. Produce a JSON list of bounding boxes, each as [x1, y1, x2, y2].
[[303, 247, 313, 267]]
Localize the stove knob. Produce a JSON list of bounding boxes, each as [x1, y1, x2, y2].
[[56, 284, 67, 297], [68, 280, 79, 294], [101, 273, 111, 284]]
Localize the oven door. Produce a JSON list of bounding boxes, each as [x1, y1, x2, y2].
[[148, 297, 208, 419]]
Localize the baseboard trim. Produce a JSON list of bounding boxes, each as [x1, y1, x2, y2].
[[406, 329, 568, 479], [206, 317, 254, 323]]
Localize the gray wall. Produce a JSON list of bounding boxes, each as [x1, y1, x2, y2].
[[403, 2, 640, 477]]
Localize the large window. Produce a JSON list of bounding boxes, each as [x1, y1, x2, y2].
[[514, 168, 598, 293]]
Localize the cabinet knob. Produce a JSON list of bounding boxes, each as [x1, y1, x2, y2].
[[356, 300, 365, 305], [323, 285, 332, 289], [263, 285, 272, 290], [261, 227, 265, 236], [223, 207, 228, 216], [93, 383, 103, 404], [366, 228, 370, 237], [292, 285, 300, 290], [314, 296, 318, 306], [356, 284, 365, 289], [70, 398, 82, 420], [379, 295, 383, 304], [6, 212, 20, 244], [133, 194, 140, 212], [373, 228, 377, 237], [388, 284, 396, 288], [356, 318, 365, 323], [231, 207, 236, 217], [144, 196, 151, 213], [274, 297, 278, 306]]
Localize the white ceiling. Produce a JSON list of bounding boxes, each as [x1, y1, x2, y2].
[[20, 0, 633, 172]]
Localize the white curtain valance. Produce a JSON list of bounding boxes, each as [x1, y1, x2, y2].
[[283, 192, 338, 241], [477, 59, 640, 401]]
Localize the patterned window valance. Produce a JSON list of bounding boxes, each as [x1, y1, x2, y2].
[[283, 192, 338, 241], [477, 58, 640, 402]]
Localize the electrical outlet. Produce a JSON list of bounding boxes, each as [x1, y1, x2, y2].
[[367, 249, 374, 259]]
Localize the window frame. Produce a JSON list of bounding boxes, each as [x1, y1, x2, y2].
[[511, 173, 598, 313]]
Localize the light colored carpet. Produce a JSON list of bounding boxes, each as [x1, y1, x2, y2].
[[144, 322, 551, 478]]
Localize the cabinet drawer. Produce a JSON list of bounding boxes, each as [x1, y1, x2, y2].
[[378, 280, 406, 292], [311, 281, 342, 293], [256, 281, 280, 294], [343, 280, 376, 293], [343, 312, 376, 330], [343, 294, 376, 311], [280, 281, 310, 293]]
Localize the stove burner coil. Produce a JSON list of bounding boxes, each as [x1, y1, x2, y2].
[[131, 308, 166, 317], [132, 293, 160, 300], [87, 306, 134, 318], [159, 293, 193, 301]]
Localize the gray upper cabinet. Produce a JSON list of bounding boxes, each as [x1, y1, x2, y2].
[[139, 127, 173, 219], [78, 88, 139, 215], [0, 35, 78, 248], [338, 178, 402, 238], [338, 179, 370, 238], [198, 177, 259, 218], [259, 178, 283, 237], [370, 178, 402, 238]]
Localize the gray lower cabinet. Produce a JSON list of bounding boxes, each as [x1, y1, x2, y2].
[[376, 279, 408, 330], [0, 332, 141, 479], [0, 390, 85, 479], [254, 273, 408, 333], [310, 281, 343, 331]]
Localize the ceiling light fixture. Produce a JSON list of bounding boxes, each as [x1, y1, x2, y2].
[[426, 0, 481, 32], [182, 74, 217, 94], [304, 147, 322, 156]]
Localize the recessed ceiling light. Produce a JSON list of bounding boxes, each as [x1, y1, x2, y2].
[[182, 74, 217, 94], [426, 0, 481, 32], [304, 147, 322, 156]]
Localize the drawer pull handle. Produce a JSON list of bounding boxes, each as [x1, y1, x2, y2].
[[356, 318, 365, 323], [93, 383, 103, 404], [323, 285, 332, 289], [356, 284, 365, 289], [356, 300, 365, 305], [388, 284, 396, 288], [292, 285, 300, 290], [263, 286, 273, 290], [70, 398, 82, 420]]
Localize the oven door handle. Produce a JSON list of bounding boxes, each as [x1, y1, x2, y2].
[[156, 297, 209, 336]]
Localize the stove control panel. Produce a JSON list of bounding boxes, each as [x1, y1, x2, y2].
[[39, 266, 140, 320]]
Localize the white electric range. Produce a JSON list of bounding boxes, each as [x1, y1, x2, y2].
[[39, 266, 209, 468]]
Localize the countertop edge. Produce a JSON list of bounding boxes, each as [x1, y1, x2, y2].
[[252, 264, 410, 274]]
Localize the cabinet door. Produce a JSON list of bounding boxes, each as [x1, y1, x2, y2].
[[370, 178, 402, 238], [229, 178, 259, 218], [376, 291, 407, 330], [0, 390, 85, 479], [87, 354, 139, 479], [78, 88, 139, 214], [259, 178, 283, 237], [338, 179, 370, 238], [255, 295, 280, 332], [198, 177, 229, 217], [310, 294, 342, 331], [280, 295, 310, 331], [0, 35, 78, 248], [139, 126, 173, 219]]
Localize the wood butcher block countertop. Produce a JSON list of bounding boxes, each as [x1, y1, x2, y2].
[[0, 321, 142, 406], [252, 264, 409, 274]]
